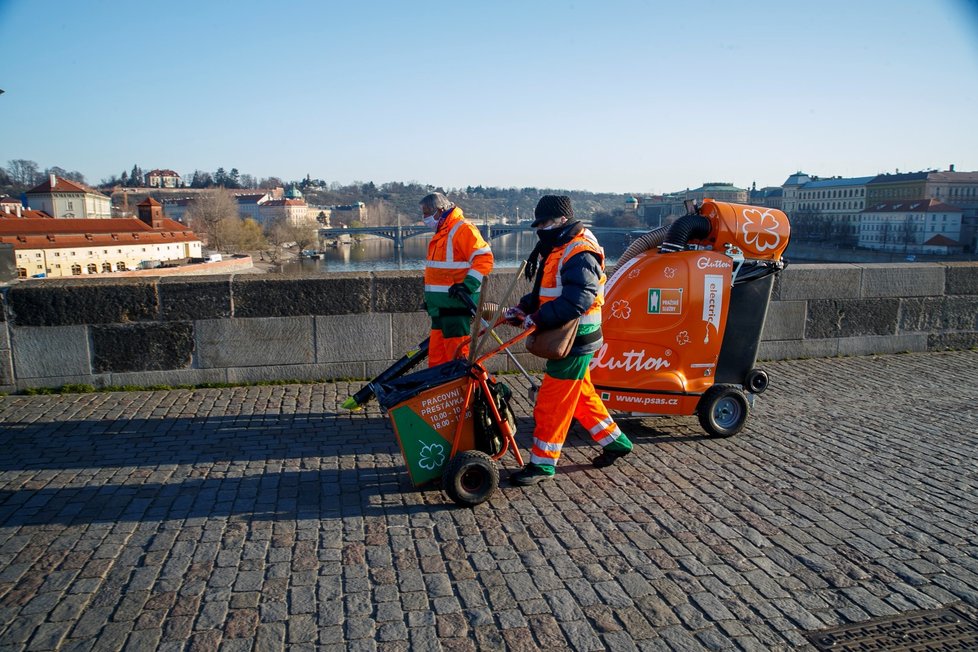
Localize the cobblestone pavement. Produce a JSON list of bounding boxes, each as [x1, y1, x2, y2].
[[0, 351, 976, 651]]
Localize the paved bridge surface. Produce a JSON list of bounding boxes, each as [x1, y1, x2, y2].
[[0, 350, 976, 651]]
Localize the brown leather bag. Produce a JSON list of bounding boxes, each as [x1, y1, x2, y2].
[[525, 318, 579, 360]]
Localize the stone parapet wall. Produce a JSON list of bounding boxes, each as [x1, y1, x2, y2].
[[1, 263, 976, 393]]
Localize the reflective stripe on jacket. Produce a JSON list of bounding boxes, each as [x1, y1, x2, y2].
[[423, 207, 493, 313], [538, 229, 606, 327]]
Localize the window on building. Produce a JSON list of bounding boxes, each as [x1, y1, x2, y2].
[[102, 262, 112, 272], [17, 268, 26, 279], [87, 263, 98, 274], [116, 262, 127, 271], [71, 264, 81, 275]]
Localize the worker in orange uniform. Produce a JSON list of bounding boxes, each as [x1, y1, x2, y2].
[[505, 195, 633, 485], [420, 192, 494, 367]]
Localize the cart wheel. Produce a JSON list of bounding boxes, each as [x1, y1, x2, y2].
[[442, 451, 499, 507], [745, 368, 769, 394], [698, 385, 749, 438]]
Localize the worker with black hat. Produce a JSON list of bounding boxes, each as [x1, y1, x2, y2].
[[504, 195, 633, 485]]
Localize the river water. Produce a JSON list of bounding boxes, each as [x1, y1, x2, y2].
[[281, 231, 634, 274]]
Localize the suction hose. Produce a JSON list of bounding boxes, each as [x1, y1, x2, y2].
[[658, 214, 713, 254], [610, 226, 668, 276]]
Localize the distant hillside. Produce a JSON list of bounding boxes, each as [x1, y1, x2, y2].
[[300, 181, 633, 226]]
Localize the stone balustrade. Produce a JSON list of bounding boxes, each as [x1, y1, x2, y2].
[[1, 263, 976, 393]]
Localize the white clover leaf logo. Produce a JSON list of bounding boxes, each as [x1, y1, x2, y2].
[[610, 299, 631, 320], [627, 267, 641, 279], [418, 442, 446, 470], [676, 331, 690, 346], [664, 266, 677, 279], [741, 208, 782, 252]]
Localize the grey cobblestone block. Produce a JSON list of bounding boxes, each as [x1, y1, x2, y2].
[[10, 326, 90, 379], [806, 298, 900, 338], [196, 317, 314, 368], [7, 280, 158, 327], [232, 276, 370, 318], [92, 322, 193, 373], [774, 264, 862, 301], [158, 278, 232, 322]]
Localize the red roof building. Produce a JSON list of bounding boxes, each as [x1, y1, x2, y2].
[[25, 174, 113, 219], [859, 199, 963, 254], [0, 205, 202, 278]]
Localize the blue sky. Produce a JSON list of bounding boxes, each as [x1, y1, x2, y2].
[[2, 0, 977, 194]]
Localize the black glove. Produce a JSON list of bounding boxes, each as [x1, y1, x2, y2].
[[447, 283, 471, 300]]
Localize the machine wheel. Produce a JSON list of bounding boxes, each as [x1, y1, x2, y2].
[[442, 451, 499, 507], [698, 385, 749, 438], [745, 368, 769, 394]]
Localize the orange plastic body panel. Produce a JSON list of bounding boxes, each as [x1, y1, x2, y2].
[[591, 250, 734, 414], [696, 199, 790, 261]]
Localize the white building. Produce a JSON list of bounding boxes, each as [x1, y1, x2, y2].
[[0, 198, 202, 278], [144, 169, 182, 188], [858, 199, 963, 254], [25, 174, 112, 219]]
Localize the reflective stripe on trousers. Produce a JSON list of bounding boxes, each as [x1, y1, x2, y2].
[[529, 354, 623, 466]]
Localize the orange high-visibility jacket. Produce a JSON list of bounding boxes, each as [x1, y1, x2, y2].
[[537, 229, 606, 328], [423, 207, 493, 311]]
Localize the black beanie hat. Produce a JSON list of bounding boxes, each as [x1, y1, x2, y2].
[[532, 195, 574, 227]]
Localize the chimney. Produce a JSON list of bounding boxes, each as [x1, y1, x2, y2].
[[950, 164, 955, 172], [49, 173, 56, 188]]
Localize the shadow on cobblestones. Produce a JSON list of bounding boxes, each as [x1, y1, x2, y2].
[[0, 410, 711, 530]]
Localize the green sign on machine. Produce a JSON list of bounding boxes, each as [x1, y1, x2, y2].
[[648, 289, 661, 314]]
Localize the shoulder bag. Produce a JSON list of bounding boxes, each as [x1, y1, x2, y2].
[[525, 317, 579, 360]]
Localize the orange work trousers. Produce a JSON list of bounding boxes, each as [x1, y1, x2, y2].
[[428, 330, 470, 367], [530, 356, 624, 467]]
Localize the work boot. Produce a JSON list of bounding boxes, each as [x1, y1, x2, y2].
[[593, 435, 633, 468], [510, 463, 555, 486]]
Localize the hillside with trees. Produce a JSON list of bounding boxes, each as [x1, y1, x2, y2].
[[2, 159, 645, 230]]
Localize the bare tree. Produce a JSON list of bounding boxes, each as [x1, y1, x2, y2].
[[186, 189, 240, 250], [6, 159, 39, 186], [267, 218, 319, 254], [900, 215, 918, 253], [366, 198, 399, 226]]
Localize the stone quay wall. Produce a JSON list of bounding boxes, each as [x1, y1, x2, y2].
[[1, 262, 976, 393]]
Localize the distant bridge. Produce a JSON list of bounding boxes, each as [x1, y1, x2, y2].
[[318, 224, 645, 249]]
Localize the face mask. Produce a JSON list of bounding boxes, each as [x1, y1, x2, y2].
[[423, 215, 438, 230], [535, 227, 562, 247]]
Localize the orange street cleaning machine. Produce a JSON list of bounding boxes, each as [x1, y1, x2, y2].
[[589, 199, 791, 437]]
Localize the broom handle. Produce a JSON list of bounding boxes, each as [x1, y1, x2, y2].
[[471, 262, 527, 361]]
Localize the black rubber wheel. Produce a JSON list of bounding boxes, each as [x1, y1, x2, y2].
[[697, 384, 749, 438], [442, 450, 499, 507], [745, 368, 769, 394]]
